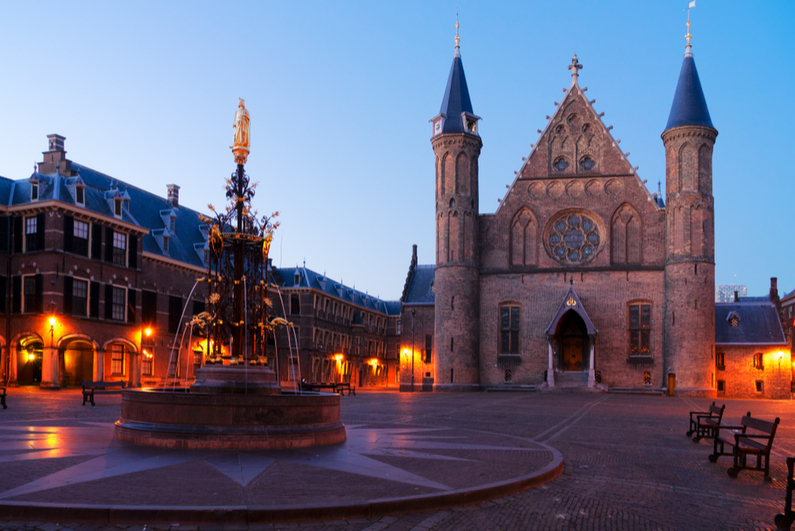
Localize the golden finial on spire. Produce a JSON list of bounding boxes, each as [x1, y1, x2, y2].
[[685, 1, 695, 56], [454, 10, 460, 57]]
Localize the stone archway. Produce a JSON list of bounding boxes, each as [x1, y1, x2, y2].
[[58, 335, 99, 387], [14, 333, 44, 386]]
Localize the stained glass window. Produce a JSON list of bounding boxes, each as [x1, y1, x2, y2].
[[547, 212, 601, 264], [629, 304, 651, 357]]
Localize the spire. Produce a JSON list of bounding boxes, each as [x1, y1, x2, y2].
[[431, 14, 479, 136], [664, 8, 714, 132], [454, 11, 460, 58]]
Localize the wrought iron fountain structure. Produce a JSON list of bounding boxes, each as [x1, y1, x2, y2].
[[114, 100, 346, 449]]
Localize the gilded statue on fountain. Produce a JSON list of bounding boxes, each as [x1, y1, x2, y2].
[[232, 98, 250, 165]]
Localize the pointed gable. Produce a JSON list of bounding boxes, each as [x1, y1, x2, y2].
[[518, 67, 635, 181], [545, 286, 597, 336]]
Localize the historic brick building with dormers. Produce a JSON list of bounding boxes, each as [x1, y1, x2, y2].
[[0, 135, 400, 391], [399, 36, 792, 398]]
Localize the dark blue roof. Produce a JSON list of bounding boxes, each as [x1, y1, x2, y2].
[[715, 302, 787, 345], [402, 265, 435, 305], [274, 266, 400, 316], [439, 55, 474, 134], [665, 54, 714, 131]]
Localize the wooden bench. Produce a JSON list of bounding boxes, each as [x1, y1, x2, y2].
[[335, 382, 356, 396], [82, 381, 125, 406], [0, 387, 6, 410], [775, 457, 795, 530], [709, 412, 780, 481], [686, 402, 724, 443]]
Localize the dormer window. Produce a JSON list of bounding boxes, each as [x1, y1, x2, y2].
[[75, 185, 85, 206], [114, 198, 122, 218], [294, 273, 301, 286], [162, 235, 169, 253], [465, 118, 477, 134], [30, 181, 39, 201], [728, 311, 740, 328], [169, 216, 175, 233], [431, 115, 445, 137]]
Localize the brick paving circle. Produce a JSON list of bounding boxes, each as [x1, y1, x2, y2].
[[0, 387, 791, 530]]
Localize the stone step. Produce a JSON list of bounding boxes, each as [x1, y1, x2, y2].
[[609, 387, 666, 396], [483, 385, 537, 392], [545, 386, 603, 394]]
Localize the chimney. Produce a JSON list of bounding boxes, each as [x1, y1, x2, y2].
[[167, 184, 180, 208], [411, 244, 418, 268], [771, 277, 780, 307], [734, 290, 739, 303], [39, 134, 73, 175]]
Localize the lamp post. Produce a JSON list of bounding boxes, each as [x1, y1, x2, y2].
[[410, 309, 415, 392], [48, 317, 57, 388]]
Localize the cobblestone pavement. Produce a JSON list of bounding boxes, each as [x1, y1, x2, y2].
[[0, 387, 793, 530]]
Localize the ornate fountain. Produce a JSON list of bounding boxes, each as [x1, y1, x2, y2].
[[114, 100, 346, 449]]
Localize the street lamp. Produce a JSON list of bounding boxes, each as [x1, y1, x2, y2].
[[411, 309, 415, 392], [49, 316, 57, 388]]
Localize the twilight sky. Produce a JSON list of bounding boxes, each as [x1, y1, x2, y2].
[[0, 1, 792, 301]]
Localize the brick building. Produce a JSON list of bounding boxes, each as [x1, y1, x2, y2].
[[0, 135, 399, 391], [399, 34, 792, 398], [270, 265, 401, 389]]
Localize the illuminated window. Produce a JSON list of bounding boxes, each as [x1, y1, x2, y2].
[[110, 344, 125, 375], [629, 304, 651, 356], [643, 371, 651, 385], [112, 232, 127, 266], [500, 306, 520, 354], [716, 352, 725, 371], [753, 352, 764, 371], [142, 349, 153, 376]]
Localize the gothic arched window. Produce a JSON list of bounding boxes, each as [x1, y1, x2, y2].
[[546, 211, 601, 264]]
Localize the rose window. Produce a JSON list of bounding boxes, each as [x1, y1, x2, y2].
[[547, 212, 601, 264]]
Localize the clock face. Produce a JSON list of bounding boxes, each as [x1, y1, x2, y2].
[[434, 120, 442, 135]]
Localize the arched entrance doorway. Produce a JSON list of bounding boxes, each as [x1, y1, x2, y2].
[[16, 336, 43, 385], [62, 340, 95, 387], [557, 311, 588, 372]]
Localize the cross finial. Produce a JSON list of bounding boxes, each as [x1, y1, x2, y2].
[[568, 54, 583, 82], [454, 10, 460, 57]]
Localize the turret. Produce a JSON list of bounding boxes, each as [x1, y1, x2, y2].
[[662, 16, 718, 396], [430, 18, 481, 391]]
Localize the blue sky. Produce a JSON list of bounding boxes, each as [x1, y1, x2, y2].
[[0, 1, 793, 300]]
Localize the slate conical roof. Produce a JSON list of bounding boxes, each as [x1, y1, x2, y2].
[[665, 50, 714, 132], [439, 54, 474, 134]]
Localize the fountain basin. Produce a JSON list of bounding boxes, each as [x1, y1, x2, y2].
[[114, 388, 346, 450]]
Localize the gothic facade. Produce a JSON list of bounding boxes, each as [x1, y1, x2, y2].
[[400, 39, 791, 398]]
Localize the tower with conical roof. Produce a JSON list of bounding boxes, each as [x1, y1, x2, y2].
[[430, 17, 482, 391], [662, 14, 718, 396]]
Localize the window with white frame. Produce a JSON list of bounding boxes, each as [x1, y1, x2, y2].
[[111, 286, 126, 321], [25, 217, 38, 252], [23, 275, 36, 313], [73, 220, 89, 256], [110, 344, 125, 375], [112, 232, 127, 266], [142, 348, 153, 376], [72, 279, 88, 316]]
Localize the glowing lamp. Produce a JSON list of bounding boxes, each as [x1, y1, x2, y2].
[[368, 358, 378, 367], [49, 317, 56, 327], [144, 328, 152, 338], [27, 353, 35, 361], [334, 354, 344, 362]]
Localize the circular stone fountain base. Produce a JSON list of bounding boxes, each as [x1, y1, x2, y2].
[[114, 388, 346, 450]]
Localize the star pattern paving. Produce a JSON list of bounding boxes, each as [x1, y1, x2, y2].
[[0, 421, 553, 502]]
